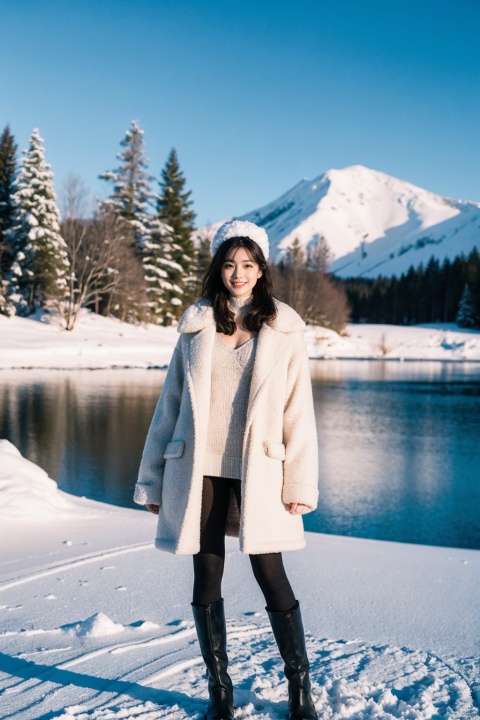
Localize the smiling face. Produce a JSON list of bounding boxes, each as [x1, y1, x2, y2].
[[220, 245, 263, 298]]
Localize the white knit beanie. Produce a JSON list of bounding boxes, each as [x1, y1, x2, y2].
[[210, 220, 269, 259]]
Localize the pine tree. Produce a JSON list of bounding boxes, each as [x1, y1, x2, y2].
[[0, 126, 18, 314], [139, 215, 184, 324], [456, 284, 478, 328], [99, 120, 154, 245], [157, 148, 197, 318], [465, 246, 480, 298], [6, 129, 70, 316], [99, 120, 185, 323], [0, 125, 17, 276]]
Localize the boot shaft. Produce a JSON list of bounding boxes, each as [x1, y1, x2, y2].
[[267, 600, 318, 720], [192, 599, 229, 679], [191, 598, 235, 720], [267, 600, 310, 678]]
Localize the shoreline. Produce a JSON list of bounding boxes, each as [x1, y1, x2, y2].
[[1, 312, 480, 370], [2, 356, 480, 371]]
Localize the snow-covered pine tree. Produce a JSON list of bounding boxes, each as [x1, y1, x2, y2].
[[157, 148, 197, 318], [0, 125, 17, 273], [7, 129, 70, 316], [99, 120, 154, 249], [456, 284, 478, 328], [139, 214, 184, 324], [0, 125, 18, 314], [99, 120, 173, 322]]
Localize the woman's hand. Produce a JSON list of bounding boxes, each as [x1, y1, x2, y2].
[[146, 504, 160, 515], [289, 502, 310, 515]]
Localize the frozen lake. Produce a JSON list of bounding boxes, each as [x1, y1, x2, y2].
[[1, 361, 479, 550]]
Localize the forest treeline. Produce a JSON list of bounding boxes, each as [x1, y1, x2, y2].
[[341, 249, 480, 329], [0, 121, 478, 331]]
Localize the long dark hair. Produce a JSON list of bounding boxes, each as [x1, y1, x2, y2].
[[201, 237, 277, 334]]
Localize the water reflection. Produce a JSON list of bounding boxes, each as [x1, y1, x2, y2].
[[306, 361, 480, 549], [0, 370, 165, 508], [1, 362, 479, 549], [310, 359, 480, 383]]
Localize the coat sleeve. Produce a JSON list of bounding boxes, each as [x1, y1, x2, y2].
[[281, 331, 319, 512], [133, 337, 185, 506]]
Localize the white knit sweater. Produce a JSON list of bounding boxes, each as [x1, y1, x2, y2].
[[203, 294, 258, 479]]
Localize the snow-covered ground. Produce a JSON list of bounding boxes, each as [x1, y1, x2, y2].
[[0, 440, 479, 719], [306, 322, 480, 362], [1, 311, 479, 369]]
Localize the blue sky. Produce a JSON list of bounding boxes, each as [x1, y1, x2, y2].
[[2, 0, 479, 226]]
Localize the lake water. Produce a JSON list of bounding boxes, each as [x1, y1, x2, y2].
[[1, 362, 479, 550]]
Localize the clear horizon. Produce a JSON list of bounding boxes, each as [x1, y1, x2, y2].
[[2, 0, 479, 226]]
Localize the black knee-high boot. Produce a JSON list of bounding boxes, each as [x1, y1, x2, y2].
[[191, 598, 235, 720], [266, 600, 317, 720]]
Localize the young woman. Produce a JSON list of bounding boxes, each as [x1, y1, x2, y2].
[[134, 219, 319, 720]]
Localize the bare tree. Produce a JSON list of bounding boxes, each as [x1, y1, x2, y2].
[[103, 217, 148, 323], [273, 236, 349, 332], [57, 176, 146, 329], [279, 238, 311, 314], [309, 273, 350, 332], [307, 234, 332, 273]]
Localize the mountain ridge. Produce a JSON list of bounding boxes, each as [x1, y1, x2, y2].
[[196, 166, 480, 278]]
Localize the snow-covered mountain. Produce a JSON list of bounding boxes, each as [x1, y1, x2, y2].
[[197, 166, 480, 278]]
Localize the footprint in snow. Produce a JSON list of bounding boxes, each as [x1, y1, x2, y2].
[[134, 620, 161, 631], [167, 619, 188, 627]]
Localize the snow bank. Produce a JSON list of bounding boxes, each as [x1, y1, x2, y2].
[[0, 444, 479, 719], [1, 310, 479, 369], [307, 322, 480, 362], [0, 309, 177, 370], [0, 440, 84, 519]]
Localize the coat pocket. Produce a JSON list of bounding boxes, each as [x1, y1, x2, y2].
[[163, 439, 185, 459], [264, 440, 286, 461]]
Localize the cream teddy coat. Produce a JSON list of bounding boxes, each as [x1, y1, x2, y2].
[[133, 297, 319, 555]]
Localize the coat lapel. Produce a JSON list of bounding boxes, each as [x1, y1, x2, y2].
[[185, 324, 216, 438], [245, 323, 288, 433]]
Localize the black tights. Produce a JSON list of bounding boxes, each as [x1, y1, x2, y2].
[[192, 475, 296, 612]]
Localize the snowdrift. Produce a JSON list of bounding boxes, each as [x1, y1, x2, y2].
[[0, 440, 85, 519]]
